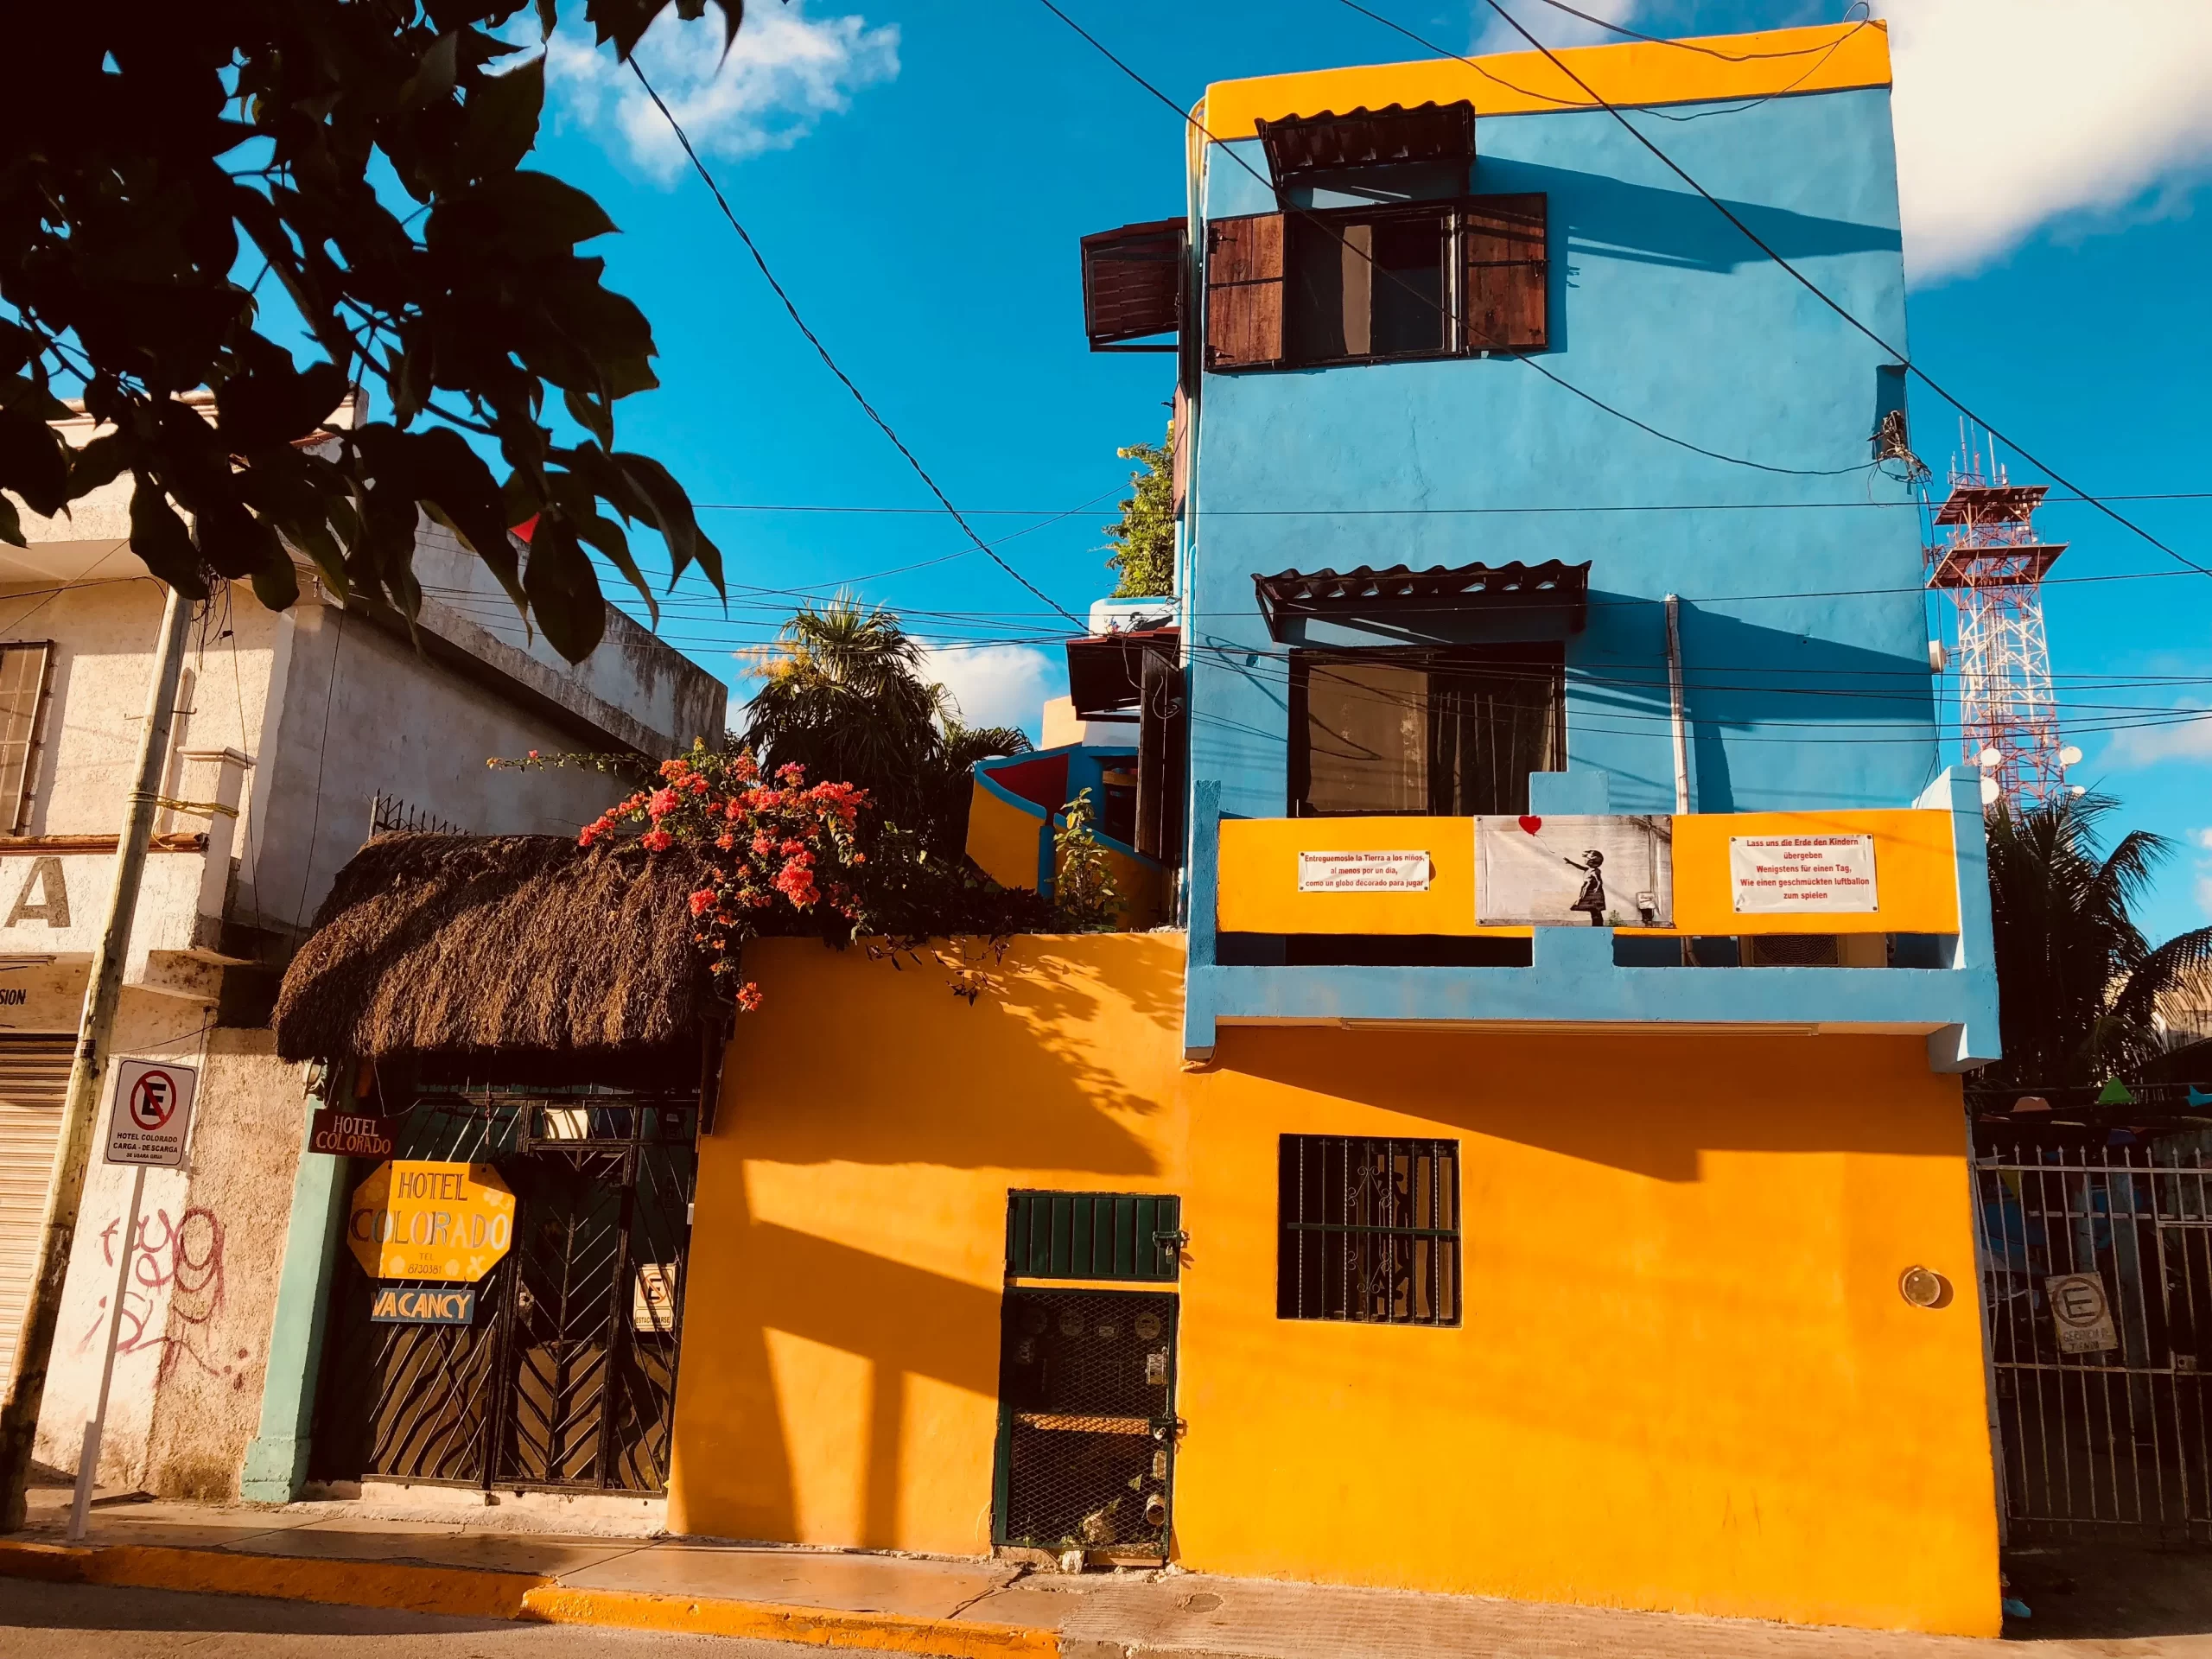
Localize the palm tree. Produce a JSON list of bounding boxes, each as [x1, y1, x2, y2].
[[738, 600, 1027, 853], [1984, 792, 2212, 1090]]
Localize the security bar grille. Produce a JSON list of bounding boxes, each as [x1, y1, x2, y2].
[[1975, 1132, 2212, 1540], [1279, 1135, 1459, 1326]]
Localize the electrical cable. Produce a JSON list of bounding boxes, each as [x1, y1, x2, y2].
[[689, 490, 2212, 518], [1341, 0, 2212, 581], [1029, 0, 1880, 480], [1522, 0, 1867, 61], [624, 60, 1085, 629]]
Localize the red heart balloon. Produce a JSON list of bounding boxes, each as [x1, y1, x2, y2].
[[1517, 815, 1541, 834]]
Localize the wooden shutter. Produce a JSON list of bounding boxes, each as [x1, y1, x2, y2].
[[1079, 219, 1185, 350], [1205, 213, 1285, 372], [0, 1033, 79, 1391], [1462, 194, 1548, 353]]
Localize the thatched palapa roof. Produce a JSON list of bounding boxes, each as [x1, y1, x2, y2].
[[272, 834, 720, 1062]]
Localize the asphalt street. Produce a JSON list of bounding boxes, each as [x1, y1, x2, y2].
[[0, 1580, 822, 1657]]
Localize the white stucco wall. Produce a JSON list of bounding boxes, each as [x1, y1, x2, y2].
[[3, 399, 731, 1499], [20, 967, 226, 1489]]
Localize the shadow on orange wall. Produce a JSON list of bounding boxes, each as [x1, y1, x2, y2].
[[1210, 1024, 1965, 1182], [677, 1171, 1002, 1545], [727, 935, 1181, 1177], [673, 936, 1191, 1547]]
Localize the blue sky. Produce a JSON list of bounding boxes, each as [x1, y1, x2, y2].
[[502, 0, 2212, 938]]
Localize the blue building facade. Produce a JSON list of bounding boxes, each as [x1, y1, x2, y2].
[[1073, 22, 1999, 1069]]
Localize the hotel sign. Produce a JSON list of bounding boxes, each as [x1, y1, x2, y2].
[[347, 1160, 515, 1282], [308, 1108, 404, 1159], [371, 1286, 477, 1325]]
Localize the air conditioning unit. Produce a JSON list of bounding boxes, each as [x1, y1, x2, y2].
[[1744, 933, 1840, 968]]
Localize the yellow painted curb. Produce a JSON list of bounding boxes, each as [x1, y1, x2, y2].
[[522, 1583, 1056, 1654], [0, 1540, 1057, 1657]]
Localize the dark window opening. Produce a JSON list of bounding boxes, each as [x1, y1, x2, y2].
[[1210, 195, 1545, 372], [1290, 645, 1563, 818], [1287, 209, 1451, 365], [1216, 933, 1532, 966], [0, 642, 52, 835], [1279, 1135, 1459, 1325]]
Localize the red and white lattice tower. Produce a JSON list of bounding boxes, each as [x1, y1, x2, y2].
[[1927, 426, 2069, 809]]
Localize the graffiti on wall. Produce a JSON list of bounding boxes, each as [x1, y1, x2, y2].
[[78, 1205, 250, 1389]]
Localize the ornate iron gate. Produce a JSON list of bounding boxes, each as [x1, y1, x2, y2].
[[1974, 1128, 2212, 1539], [995, 1287, 1179, 1558], [311, 1088, 696, 1495]]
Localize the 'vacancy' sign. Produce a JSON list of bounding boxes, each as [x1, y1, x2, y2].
[[1729, 835, 1878, 913]]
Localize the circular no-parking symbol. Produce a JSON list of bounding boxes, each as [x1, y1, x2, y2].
[[129, 1070, 177, 1131]]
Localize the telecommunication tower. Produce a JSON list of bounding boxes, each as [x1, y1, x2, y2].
[[1926, 425, 2075, 809]]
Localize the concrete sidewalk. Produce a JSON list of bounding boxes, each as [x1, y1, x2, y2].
[[3, 1489, 2204, 1657]]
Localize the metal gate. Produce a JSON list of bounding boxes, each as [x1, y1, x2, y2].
[[310, 1087, 696, 1494], [995, 1287, 1179, 1557], [1974, 1128, 2212, 1539]]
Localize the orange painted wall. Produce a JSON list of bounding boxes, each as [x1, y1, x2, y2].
[[669, 935, 1999, 1636]]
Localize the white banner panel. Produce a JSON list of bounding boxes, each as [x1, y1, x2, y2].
[[1297, 850, 1431, 893], [1476, 815, 1673, 927], [1728, 835, 1878, 913]]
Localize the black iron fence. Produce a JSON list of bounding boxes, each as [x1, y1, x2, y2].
[[1974, 1122, 2212, 1540], [311, 1086, 696, 1495]]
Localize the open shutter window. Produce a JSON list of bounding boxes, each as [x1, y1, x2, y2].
[[1463, 194, 1548, 354], [1080, 219, 1185, 350], [1205, 213, 1285, 372]]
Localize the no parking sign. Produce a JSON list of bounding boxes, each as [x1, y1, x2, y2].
[[104, 1057, 198, 1167]]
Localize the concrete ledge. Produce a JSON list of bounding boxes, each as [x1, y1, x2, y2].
[[0, 1540, 1057, 1656]]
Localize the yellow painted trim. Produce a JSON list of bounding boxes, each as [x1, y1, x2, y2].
[[968, 778, 1047, 893], [1219, 807, 1957, 938], [1670, 808, 1958, 937], [0, 1541, 1058, 1658], [1219, 816, 1479, 937], [1201, 22, 1889, 138], [523, 1586, 1055, 1655]]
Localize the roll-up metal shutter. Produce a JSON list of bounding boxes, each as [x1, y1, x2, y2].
[[0, 1033, 77, 1391]]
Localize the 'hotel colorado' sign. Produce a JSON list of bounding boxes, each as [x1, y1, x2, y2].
[[347, 1160, 515, 1282]]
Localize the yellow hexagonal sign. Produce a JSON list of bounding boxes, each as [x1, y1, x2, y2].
[[347, 1160, 515, 1282]]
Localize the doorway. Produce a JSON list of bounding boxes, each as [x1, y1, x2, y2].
[[993, 1190, 1183, 1562]]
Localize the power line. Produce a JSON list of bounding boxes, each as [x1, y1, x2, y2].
[[1522, 0, 1872, 61], [624, 61, 1084, 628], [1029, 0, 1879, 480], [1340, 0, 2212, 582], [687, 491, 2212, 518]]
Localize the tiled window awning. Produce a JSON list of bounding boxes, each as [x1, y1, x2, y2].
[[1255, 101, 1476, 187], [1252, 561, 1590, 640]]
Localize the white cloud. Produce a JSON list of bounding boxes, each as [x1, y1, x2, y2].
[[922, 645, 1058, 738], [2190, 829, 2212, 919], [544, 3, 898, 179], [1877, 0, 2212, 284], [1474, 0, 1641, 57], [2102, 705, 2212, 771]]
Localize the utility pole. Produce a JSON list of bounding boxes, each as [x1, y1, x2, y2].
[[0, 582, 193, 1530]]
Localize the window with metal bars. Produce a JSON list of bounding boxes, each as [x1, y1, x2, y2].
[[0, 644, 51, 834], [1278, 1135, 1459, 1325]]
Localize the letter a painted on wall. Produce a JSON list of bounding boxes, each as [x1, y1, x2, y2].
[[347, 1160, 516, 1282], [5, 855, 69, 927]]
